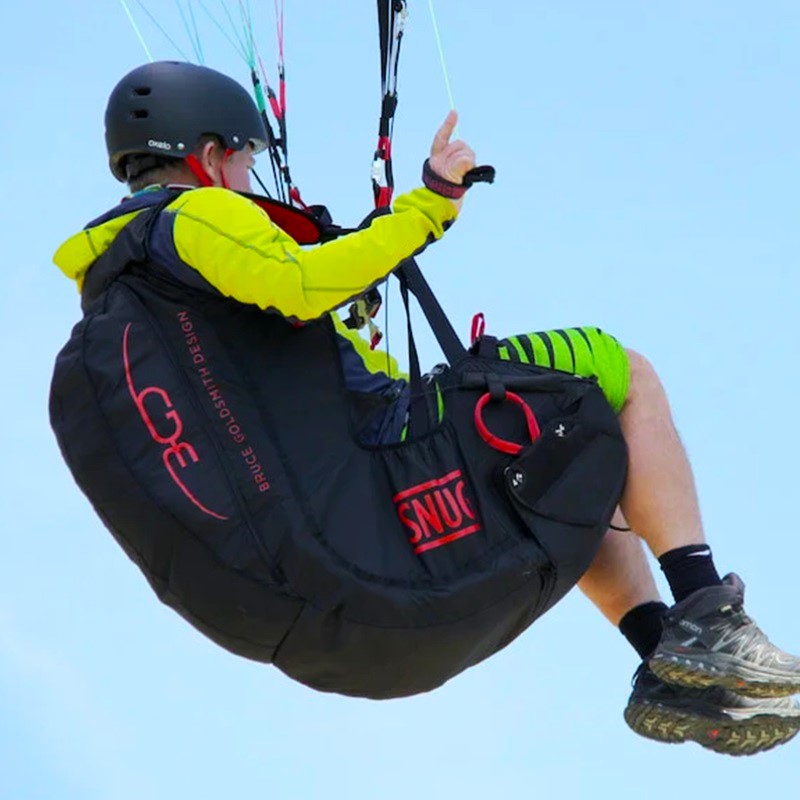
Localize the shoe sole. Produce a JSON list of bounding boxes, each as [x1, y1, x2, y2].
[[650, 651, 800, 698], [625, 701, 800, 756]]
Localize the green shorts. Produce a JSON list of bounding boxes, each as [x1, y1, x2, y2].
[[401, 326, 630, 442], [496, 327, 630, 413]]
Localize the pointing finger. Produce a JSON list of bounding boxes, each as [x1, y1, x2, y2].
[[430, 110, 459, 156]]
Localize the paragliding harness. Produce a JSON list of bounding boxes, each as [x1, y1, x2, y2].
[[52, 1, 626, 698], [50, 195, 627, 699]]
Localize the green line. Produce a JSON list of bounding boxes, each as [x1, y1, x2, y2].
[[175, 0, 202, 62], [428, 0, 458, 134], [238, 0, 256, 67], [196, 0, 248, 61], [134, 0, 191, 61], [217, 0, 250, 62], [508, 336, 530, 363], [187, 1, 205, 63], [119, 0, 154, 61], [527, 333, 551, 367]]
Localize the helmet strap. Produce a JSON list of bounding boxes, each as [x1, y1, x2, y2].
[[185, 149, 237, 189], [185, 154, 215, 187]]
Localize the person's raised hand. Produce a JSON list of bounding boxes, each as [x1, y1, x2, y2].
[[427, 110, 476, 187]]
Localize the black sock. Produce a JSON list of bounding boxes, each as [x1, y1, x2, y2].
[[658, 544, 722, 603], [619, 601, 668, 660]]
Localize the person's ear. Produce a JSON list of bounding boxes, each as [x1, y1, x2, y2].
[[199, 140, 223, 185]]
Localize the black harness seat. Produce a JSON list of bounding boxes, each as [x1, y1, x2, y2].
[[50, 205, 628, 698]]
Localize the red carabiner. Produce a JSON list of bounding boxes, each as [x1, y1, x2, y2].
[[474, 391, 541, 455], [470, 312, 486, 344]]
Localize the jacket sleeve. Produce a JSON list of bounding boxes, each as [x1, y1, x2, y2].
[[331, 312, 408, 382], [168, 186, 457, 322]]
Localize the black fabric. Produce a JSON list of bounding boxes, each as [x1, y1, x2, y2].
[[50, 207, 628, 699], [659, 545, 722, 603], [397, 269, 429, 438], [397, 257, 466, 365], [462, 165, 496, 188], [81, 192, 179, 311], [619, 601, 668, 659], [471, 334, 499, 359]]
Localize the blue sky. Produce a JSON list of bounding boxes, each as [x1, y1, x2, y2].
[[3, 2, 800, 798]]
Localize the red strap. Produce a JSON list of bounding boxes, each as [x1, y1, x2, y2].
[[376, 135, 392, 162], [185, 154, 214, 187], [374, 186, 393, 209], [474, 391, 541, 455], [470, 313, 486, 344], [289, 186, 309, 210], [220, 148, 235, 189], [422, 158, 467, 200], [185, 150, 235, 189]]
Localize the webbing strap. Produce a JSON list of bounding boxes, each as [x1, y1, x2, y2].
[[397, 271, 428, 439], [80, 193, 182, 313], [395, 257, 467, 438], [397, 258, 467, 366], [374, 0, 407, 208]]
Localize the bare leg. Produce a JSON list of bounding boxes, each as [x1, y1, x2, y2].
[[579, 349, 706, 621], [578, 517, 661, 626], [577, 353, 800, 754], [618, 349, 705, 557]]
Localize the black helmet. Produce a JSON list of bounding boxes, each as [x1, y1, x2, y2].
[[105, 61, 268, 182]]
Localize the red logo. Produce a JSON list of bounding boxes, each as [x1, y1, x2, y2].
[[123, 323, 228, 520], [394, 469, 481, 554]]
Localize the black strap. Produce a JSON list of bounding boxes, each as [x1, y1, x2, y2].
[[462, 165, 496, 188], [397, 270, 429, 438], [392, 257, 468, 438], [374, 0, 406, 207], [80, 193, 181, 312], [396, 258, 467, 366], [460, 372, 569, 392]]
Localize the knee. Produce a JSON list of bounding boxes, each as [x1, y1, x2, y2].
[[625, 348, 653, 377], [624, 349, 663, 405]]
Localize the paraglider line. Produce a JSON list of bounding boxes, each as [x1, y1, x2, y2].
[[275, 0, 285, 60], [187, 1, 205, 63], [119, 0, 154, 62], [215, 0, 250, 61], [133, 0, 191, 62], [427, 0, 458, 135], [194, 0, 248, 61], [175, 0, 203, 63]]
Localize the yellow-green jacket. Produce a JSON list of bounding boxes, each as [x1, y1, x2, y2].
[[54, 185, 458, 442]]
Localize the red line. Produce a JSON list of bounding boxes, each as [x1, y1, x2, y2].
[[122, 323, 137, 402], [123, 322, 228, 522], [414, 524, 481, 554], [393, 470, 463, 502], [164, 455, 229, 521]]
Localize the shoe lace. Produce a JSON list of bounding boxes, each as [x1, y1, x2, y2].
[[713, 603, 774, 659], [723, 601, 752, 625]]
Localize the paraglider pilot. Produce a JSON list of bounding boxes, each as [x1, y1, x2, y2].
[[51, 62, 800, 756]]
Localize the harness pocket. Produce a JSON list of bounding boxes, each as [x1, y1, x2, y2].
[[503, 418, 627, 528]]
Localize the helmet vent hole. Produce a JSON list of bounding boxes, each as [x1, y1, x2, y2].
[[133, 86, 152, 96], [132, 109, 149, 120]]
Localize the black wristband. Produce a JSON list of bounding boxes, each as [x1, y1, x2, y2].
[[422, 158, 467, 199]]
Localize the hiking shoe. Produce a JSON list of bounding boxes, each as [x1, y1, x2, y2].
[[625, 664, 800, 756], [649, 573, 800, 698]]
